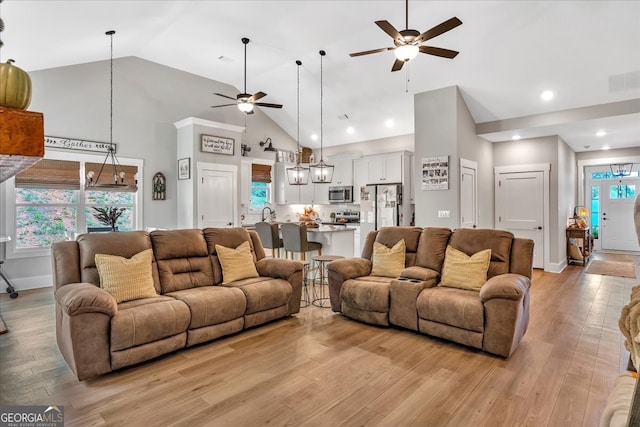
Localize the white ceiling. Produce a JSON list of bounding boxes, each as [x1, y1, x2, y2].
[[2, 1, 640, 152]]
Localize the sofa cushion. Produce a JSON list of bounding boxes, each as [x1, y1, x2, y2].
[[222, 277, 292, 315], [368, 227, 422, 268], [449, 228, 513, 278], [440, 246, 491, 291], [371, 239, 406, 277], [167, 287, 246, 329], [341, 278, 392, 313], [415, 227, 452, 273], [204, 227, 260, 285], [215, 241, 260, 284], [417, 287, 484, 332], [111, 296, 190, 351], [151, 229, 214, 293], [95, 249, 157, 303]]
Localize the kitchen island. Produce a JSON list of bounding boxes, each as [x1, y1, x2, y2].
[[306, 225, 355, 258]]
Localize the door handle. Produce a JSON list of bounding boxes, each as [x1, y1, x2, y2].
[[602, 217, 607, 221], [227, 222, 232, 226], [533, 226, 542, 230]]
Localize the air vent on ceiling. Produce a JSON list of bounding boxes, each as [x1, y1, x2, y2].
[[608, 70, 640, 93]]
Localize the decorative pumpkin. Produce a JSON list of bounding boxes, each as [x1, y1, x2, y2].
[[0, 59, 32, 110]]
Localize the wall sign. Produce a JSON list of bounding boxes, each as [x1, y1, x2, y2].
[[421, 156, 449, 190], [201, 134, 234, 156], [45, 136, 116, 154]]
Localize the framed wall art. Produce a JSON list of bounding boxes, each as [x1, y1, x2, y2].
[[421, 155, 449, 190], [201, 134, 234, 156], [178, 158, 191, 180]]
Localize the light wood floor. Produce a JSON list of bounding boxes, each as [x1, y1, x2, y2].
[[1, 252, 638, 426]]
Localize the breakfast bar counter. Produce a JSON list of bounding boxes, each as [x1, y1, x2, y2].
[[306, 225, 355, 258]]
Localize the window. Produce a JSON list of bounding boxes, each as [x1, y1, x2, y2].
[[6, 152, 142, 256], [609, 184, 636, 199], [249, 163, 272, 211], [591, 171, 639, 179], [591, 185, 599, 239]]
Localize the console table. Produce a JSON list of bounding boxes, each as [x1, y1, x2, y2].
[[566, 227, 592, 267]]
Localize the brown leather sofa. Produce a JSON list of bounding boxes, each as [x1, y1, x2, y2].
[[327, 227, 534, 357], [51, 227, 302, 381]]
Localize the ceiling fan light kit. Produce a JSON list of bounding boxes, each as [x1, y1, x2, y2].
[[211, 37, 283, 114], [350, 0, 462, 71]]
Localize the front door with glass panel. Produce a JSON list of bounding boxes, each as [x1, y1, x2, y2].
[[600, 179, 640, 251]]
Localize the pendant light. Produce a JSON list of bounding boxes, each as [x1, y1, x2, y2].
[[286, 60, 309, 185], [310, 50, 334, 183], [85, 30, 137, 192]]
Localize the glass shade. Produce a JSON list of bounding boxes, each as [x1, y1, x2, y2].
[[310, 160, 334, 183], [286, 164, 310, 185], [394, 44, 419, 61], [238, 102, 254, 113]]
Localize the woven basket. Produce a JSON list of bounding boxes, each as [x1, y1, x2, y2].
[[300, 147, 313, 163]]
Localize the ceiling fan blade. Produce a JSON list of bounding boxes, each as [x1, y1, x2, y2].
[[249, 91, 267, 102], [419, 45, 459, 59], [375, 20, 402, 41], [213, 93, 238, 101], [254, 102, 283, 109], [391, 59, 405, 72], [416, 17, 462, 43], [210, 103, 238, 108], [350, 47, 395, 57]]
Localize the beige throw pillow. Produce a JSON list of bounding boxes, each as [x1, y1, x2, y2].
[[440, 245, 492, 291], [215, 241, 260, 284], [371, 239, 406, 278], [95, 248, 157, 303]]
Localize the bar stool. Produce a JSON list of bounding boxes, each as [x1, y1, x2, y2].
[[311, 255, 344, 308], [281, 223, 322, 261], [255, 221, 284, 258], [300, 260, 311, 308]]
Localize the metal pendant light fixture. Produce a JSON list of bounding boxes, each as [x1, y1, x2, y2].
[[85, 30, 137, 191], [610, 162, 633, 178], [310, 50, 333, 183], [286, 60, 309, 185]]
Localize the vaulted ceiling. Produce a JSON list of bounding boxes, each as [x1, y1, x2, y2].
[[3, 1, 639, 152]]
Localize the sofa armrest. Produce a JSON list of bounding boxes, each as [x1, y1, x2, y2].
[[400, 266, 439, 283], [255, 258, 303, 314], [480, 274, 531, 303], [327, 258, 372, 312], [255, 258, 302, 280], [55, 283, 117, 316]]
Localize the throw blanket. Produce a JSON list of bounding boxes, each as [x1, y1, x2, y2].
[[619, 285, 640, 369]]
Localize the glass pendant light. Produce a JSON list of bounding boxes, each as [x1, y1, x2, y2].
[[310, 50, 334, 183], [85, 30, 137, 192], [286, 60, 309, 185]]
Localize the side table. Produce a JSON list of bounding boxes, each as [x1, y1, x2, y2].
[[566, 227, 592, 267]]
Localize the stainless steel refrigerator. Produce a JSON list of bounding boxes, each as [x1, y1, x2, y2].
[[359, 184, 403, 252]]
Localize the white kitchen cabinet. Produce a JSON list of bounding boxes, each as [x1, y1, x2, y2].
[[366, 153, 403, 184], [275, 162, 316, 204], [328, 156, 354, 186], [314, 182, 331, 205], [353, 158, 367, 204]]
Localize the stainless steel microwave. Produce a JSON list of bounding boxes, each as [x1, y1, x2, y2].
[[328, 186, 353, 203]]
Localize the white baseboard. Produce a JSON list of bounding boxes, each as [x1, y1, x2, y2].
[[545, 260, 567, 274], [1, 274, 52, 293]]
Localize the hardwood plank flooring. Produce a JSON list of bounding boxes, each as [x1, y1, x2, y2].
[[0, 251, 637, 426]]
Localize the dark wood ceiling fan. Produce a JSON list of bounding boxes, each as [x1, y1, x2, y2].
[[350, 0, 462, 72], [211, 37, 282, 114]]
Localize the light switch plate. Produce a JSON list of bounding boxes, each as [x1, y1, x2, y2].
[[438, 210, 451, 218]]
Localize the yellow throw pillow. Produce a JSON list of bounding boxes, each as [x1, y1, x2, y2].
[[440, 245, 492, 291], [95, 249, 157, 303], [371, 239, 406, 278], [215, 241, 260, 284]]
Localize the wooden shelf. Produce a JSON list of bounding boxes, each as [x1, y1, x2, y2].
[[566, 227, 592, 267]]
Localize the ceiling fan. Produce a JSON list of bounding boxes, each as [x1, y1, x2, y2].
[[211, 37, 282, 114], [350, 0, 462, 72]]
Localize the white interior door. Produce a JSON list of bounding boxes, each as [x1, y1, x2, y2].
[[198, 163, 237, 228], [601, 179, 640, 251], [496, 171, 544, 269], [460, 159, 477, 228]]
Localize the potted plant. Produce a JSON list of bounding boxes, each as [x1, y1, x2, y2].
[[92, 207, 126, 231]]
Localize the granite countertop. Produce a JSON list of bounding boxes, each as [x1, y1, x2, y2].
[[241, 222, 355, 233]]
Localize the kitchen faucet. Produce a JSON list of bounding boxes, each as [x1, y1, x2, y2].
[[261, 206, 273, 222]]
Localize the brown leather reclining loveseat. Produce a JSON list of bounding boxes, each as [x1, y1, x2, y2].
[[327, 227, 534, 357], [51, 227, 302, 381]]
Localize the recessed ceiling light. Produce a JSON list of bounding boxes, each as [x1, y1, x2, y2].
[[596, 130, 607, 137], [602, 145, 610, 150], [385, 119, 394, 128], [540, 90, 554, 101], [310, 134, 318, 141], [512, 135, 521, 140], [346, 127, 355, 134], [583, 145, 591, 149]]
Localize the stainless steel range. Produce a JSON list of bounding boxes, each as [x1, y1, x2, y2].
[[332, 211, 360, 225]]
